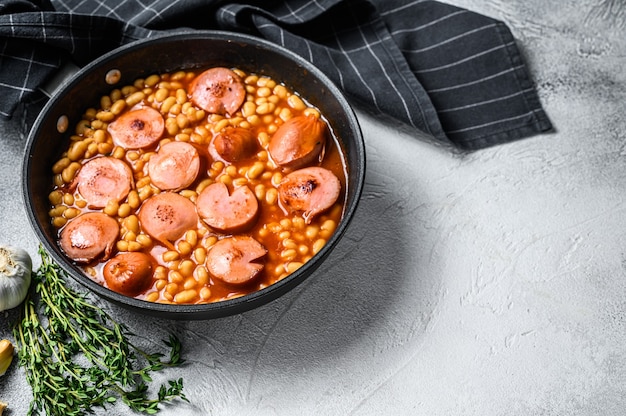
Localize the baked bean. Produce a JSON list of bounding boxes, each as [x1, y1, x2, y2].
[[195, 265, 209, 286], [162, 251, 180, 262], [266, 188, 278, 205], [304, 108, 320, 119], [161, 96, 177, 113], [305, 225, 319, 239], [103, 200, 119, 216], [175, 88, 187, 104], [175, 289, 198, 304], [75, 119, 90, 135], [52, 157, 71, 174], [117, 203, 131, 218], [100, 95, 112, 110], [279, 108, 292, 122], [61, 162, 81, 184], [121, 85, 137, 96], [312, 239, 326, 254], [199, 287, 211, 301], [145, 291, 159, 302], [165, 283, 179, 297], [117, 240, 129, 252], [63, 208, 81, 220], [155, 279, 167, 291], [52, 216, 67, 228], [154, 267, 167, 281], [112, 146, 126, 159], [274, 85, 288, 98], [214, 118, 229, 132], [49, 190, 63, 205], [256, 102, 275, 115], [125, 91, 145, 107], [127, 241, 142, 252], [96, 110, 115, 122], [136, 234, 152, 248], [183, 277, 197, 290], [286, 261, 303, 273], [193, 247, 207, 265], [155, 88, 169, 102], [90, 120, 104, 130], [123, 215, 140, 233], [98, 142, 114, 155], [110, 99, 126, 115], [165, 117, 179, 135], [110, 89, 122, 102], [287, 95, 306, 111], [145, 74, 161, 87], [178, 260, 195, 277], [242, 101, 256, 117], [123, 230, 137, 242], [57, 115, 70, 133], [67, 140, 88, 161], [62, 192, 75, 206], [137, 187, 152, 203], [49, 205, 67, 218]]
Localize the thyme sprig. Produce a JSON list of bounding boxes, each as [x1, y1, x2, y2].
[[13, 246, 188, 415]]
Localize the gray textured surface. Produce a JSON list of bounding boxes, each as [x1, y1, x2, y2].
[[2, 0, 626, 414]]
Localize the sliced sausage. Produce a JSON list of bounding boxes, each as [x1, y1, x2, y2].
[[138, 192, 198, 248], [190, 67, 246, 116], [268, 115, 327, 169], [212, 126, 258, 162], [278, 167, 341, 224], [60, 212, 119, 263], [148, 141, 201, 191], [75, 156, 133, 208], [108, 106, 165, 149], [196, 183, 259, 233], [206, 236, 267, 285], [103, 252, 154, 297]]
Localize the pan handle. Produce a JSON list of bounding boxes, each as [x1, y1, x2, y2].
[[39, 61, 81, 99]]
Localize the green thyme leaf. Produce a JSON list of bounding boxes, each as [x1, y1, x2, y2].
[[12, 246, 187, 415]]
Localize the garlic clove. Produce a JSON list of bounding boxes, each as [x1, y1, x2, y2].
[[0, 339, 14, 376], [0, 245, 32, 312]]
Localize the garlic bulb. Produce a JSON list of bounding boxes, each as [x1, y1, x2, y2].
[[0, 245, 32, 311]]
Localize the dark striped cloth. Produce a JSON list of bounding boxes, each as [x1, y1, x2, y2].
[[0, 0, 552, 150]]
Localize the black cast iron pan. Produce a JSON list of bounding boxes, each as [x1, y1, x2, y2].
[[22, 30, 365, 320]]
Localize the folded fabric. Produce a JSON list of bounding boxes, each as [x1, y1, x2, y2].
[[0, 0, 552, 150]]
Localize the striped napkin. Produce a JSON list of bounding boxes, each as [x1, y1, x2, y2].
[[0, 0, 552, 150]]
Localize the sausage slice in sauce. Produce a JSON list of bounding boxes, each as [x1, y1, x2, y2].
[[206, 236, 267, 285], [75, 156, 133, 209], [278, 167, 341, 224], [196, 182, 259, 233], [148, 141, 201, 191], [212, 126, 258, 162], [60, 212, 119, 263], [108, 107, 165, 149], [190, 67, 246, 116], [103, 252, 154, 297], [268, 115, 327, 169], [138, 192, 198, 248]]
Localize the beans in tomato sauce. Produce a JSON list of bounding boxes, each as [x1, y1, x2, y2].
[[48, 67, 348, 304]]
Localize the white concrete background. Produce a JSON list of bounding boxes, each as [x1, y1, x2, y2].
[[2, 0, 626, 414]]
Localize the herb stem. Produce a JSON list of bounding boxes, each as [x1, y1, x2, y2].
[[12, 246, 187, 415]]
